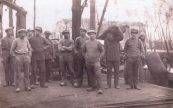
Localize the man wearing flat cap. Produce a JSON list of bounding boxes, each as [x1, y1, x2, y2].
[[138, 32, 146, 54], [10, 29, 32, 92], [29, 26, 51, 88], [58, 30, 75, 86], [1, 27, 15, 87], [44, 31, 55, 83], [124, 28, 145, 90], [27, 29, 34, 39], [82, 30, 104, 94], [74, 28, 90, 88], [138, 32, 147, 82]]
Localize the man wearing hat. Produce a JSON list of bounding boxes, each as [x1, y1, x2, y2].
[[10, 29, 32, 92], [124, 28, 145, 90], [138, 32, 146, 53], [162, 56, 171, 71], [29, 26, 51, 88], [27, 29, 34, 39], [82, 30, 104, 94], [58, 30, 75, 86], [104, 26, 124, 89], [74, 28, 90, 88], [138, 32, 147, 82], [1, 27, 15, 87], [44, 31, 55, 83]]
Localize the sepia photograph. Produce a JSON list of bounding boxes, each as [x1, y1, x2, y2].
[[0, 0, 173, 108]]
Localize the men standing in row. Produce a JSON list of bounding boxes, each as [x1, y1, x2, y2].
[[44, 31, 55, 83], [83, 30, 104, 94], [124, 29, 145, 90], [74, 28, 90, 88], [58, 30, 75, 86], [1, 27, 15, 87], [29, 26, 51, 88], [10, 29, 32, 92], [104, 26, 124, 89]]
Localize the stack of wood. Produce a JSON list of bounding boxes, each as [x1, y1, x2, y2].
[[94, 94, 173, 108]]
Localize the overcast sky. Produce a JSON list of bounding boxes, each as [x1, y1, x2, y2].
[[2, 0, 173, 35]]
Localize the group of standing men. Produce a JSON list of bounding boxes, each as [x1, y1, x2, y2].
[[58, 26, 145, 95], [1, 25, 145, 95], [2, 26, 55, 92], [58, 28, 104, 94]]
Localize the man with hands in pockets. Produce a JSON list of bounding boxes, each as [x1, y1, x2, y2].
[[10, 29, 32, 92]]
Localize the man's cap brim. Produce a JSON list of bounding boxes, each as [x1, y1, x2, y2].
[[44, 31, 51, 35], [62, 30, 70, 34], [87, 30, 97, 35], [80, 28, 87, 32], [5, 27, 13, 32], [17, 29, 27, 33]]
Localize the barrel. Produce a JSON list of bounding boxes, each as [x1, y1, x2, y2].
[[146, 52, 168, 79]]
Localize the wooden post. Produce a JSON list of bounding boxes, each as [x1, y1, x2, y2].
[[72, 0, 81, 40], [1, 0, 27, 37], [96, 0, 109, 37], [16, 11, 27, 37], [9, 0, 13, 27], [90, 0, 95, 30], [34, 0, 36, 29], [8, 0, 13, 36], [0, 3, 3, 38]]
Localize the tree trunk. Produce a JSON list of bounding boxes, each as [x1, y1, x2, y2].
[[72, 0, 81, 40]]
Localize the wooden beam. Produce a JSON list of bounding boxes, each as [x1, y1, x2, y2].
[[0, 4, 3, 38], [33, 0, 36, 29], [9, 0, 13, 27], [90, 0, 95, 30], [2, 0, 27, 13], [96, 0, 109, 37], [8, 0, 14, 36]]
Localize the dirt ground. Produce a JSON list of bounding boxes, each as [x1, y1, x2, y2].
[[0, 61, 173, 108]]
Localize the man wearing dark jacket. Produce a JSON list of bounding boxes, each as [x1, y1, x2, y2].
[[104, 27, 124, 89], [29, 26, 51, 89], [1, 27, 15, 87], [74, 28, 90, 88], [44, 31, 55, 83]]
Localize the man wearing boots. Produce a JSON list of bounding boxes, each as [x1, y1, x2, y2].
[[10, 29, 32, 92], [58, 30, 75, 86], [124, 28, 145, 90], [29, 26, 51, 89], [44, 31, 55, 83], [104, 27, 124, 89], [74, 28, 90, 88], [1, 27, 15, 87], [83, 30, 104, 94]]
